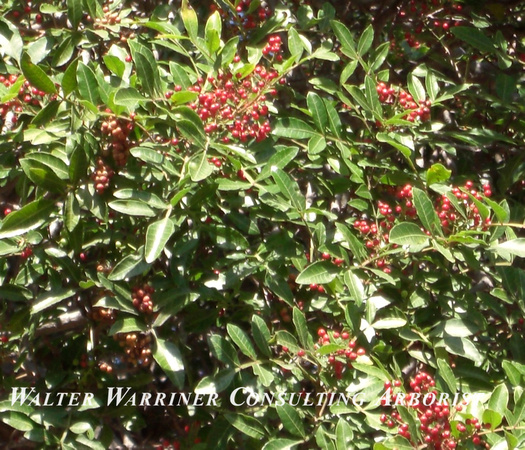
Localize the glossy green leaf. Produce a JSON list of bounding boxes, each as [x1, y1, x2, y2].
[[108, 200, 158, 217], [262, 440, 303, 450], [331, 20, 357, 59], [296, 261, 339, 285], [344, 269, 365, 305], [357, 24, 374, 57], [275, 330, 300, 353], [427, 163, 451, 185], [225, 413, 266, 440], [153, 338, 185, 389], [373, 317, 407, 329], [67, 0, 83, 29], [62, 58, 78, 97], [412, 187, 442, 236], [502, 360, 524, 387], [114, 87, 145, 109], [276, 404, 305, 438], [251, 315, 272, 358], [335, 418, 353, 450], [389, 223, 428, 247], [109, 317, 148, 335], [0, 199, 55, 239], [128, 40, 161, 96], [227, 324, 257, 360], [451, 26, 496, 53], [181, 0, 199, 43], [219, 36, 239, 66], [407, 73, 425, 104], [307, 91, 328, 132], [76, 63, 100, 105], [273, 117, 317, 139], [64, 191, 80, 232], [208, 334, 240, 367], [189, 153, 213, 182], [437, 358, 457, 392], [145, 217, 175, 263], [20, 53, 57, 94], [293, 307, 312, 350], [108, 253, 150, 281], [488, 384, 509, 415], [272, 168, 306, 212], [444, 318, 479, 337], [204, 11, 221, 54], [194, 369, 235, 395], [31, 288, 77, 314], [492, 239, 525, 258]]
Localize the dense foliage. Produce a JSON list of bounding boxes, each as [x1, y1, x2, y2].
[[1, 0, 525, 448]]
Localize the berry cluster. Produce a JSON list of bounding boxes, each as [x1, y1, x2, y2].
[[177, 67, 278, 144], [91, 157, 114, 195], [376, 82, 432, 123], [132, 283, 155, 314], [262, 35, 283, 61], [380, 371, 488, 449], [21, 246, 33, 259], [0, 76, 47, 129], [312, 327, 367, 380], [435, 181, 492, 233], [9, 1, 43, 23], [211, 0, 271, 32], [94, 3, 121, 27], [91, 307, 116, 324], [114, 332, 152, 367], [100, 113, 134, 166]]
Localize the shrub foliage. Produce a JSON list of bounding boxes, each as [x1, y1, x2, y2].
[[1, 0, 525, 448]]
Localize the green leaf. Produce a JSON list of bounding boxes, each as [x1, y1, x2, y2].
[[76, 63, 100, 105], [103, 54, 125, 77], [64, 191, 80, 232], [114, 87, 145, 109], [129, 146, 164, 165], [365, 75, 381, 116], [444, 318, 479, 337], [251, 315, 272, 358], [189, 153, 213, 182], [0, 19, 23, 63], [492, 239, 525, 258], [62, 59, 78, 97], [153, 338, 185, 389], [437, 358, 457, 392], [293, 307, 312, 350], [108, 253, 150, 281], [351, 363, 390, 382], [488, 384, 509, 415], [412, 187, 442, 236], [502, 360, 524, 387], [272, 168, 306, 212], [276, 404, 306, 438], [20, 162, 66, 193], [442, 336, 483, 365], [208, 334, 240, 367], [296, 261, 339, 285], [451, 26, 496, 54], [331, 21, 357, 60], [258, 147, 298, 181], [181, 0, 199, 43], [145, 217, 175, 263], [219, 36, 240, 66], [288, 27, 304, 60], [262, 439, 302, 450], [225, 413, 266, 440], [275, 330, 300, 353], [23, 153, 69, 180], [482, 409, 503, 429], [204, 11, 221, 54], [357, 24, 374, 57], [425, 71, 440, 102], [495, 73, 516, 103], [335, 418, 354, 450], [389, 223, 429, 247], [307, 92, 328, 132], [227, 324, 257, 360], [407, 73, 426, 104], [194, 369, 235, 394], [109, 317, 148, 335], [272, 118, 317, 139], [253, 364, 274, 387], [31, 288, 77, 314], [427, 163, 451, 185], [344, 269, 365, 305], [108, 200, 158, 217], [0, 199, 55, 239], [1, 412, 36, 432], [20, 53, 57, 94], [128, 40, 161, 96], [69, 143, 88, 184], [67, 0, 83, 29], [324, 99, 343, 138], [373, 317, 407, 329]]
